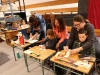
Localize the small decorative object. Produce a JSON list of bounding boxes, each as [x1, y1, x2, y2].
[[16, 51, 20, 59]]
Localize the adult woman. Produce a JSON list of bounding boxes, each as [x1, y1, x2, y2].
[[65, 15, 100, 60], [64, 14, 100, 75], [52, 16, 69, 50]]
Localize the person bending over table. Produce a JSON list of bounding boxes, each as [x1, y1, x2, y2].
[[72, 29, 95, 58], [64, 14, 100, 75], [29, 16, 45, 46]]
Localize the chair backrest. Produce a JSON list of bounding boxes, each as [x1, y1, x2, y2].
[[20, 29, 28, 39]]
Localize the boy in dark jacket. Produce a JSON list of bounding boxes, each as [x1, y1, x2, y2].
[[72, 29, 95, 58]]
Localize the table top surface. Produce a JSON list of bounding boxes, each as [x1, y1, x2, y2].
[[11, 41, 31, 48], [24, 46, 56, 61], [5, 26, 30, 33], [50, 51, 96, 74]]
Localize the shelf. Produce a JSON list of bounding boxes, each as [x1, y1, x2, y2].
[[0, 0, 18, 4], [5, 17, 22, 22]]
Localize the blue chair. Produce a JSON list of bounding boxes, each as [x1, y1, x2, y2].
[[20, 29, 28, 39]]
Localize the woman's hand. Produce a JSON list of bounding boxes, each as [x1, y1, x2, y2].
[[70, 49, 78, 54], [30, 33, 33, 39], [70, 47, 83, 55], [81, 57, 92, 60], [56, 43, 59, 49]]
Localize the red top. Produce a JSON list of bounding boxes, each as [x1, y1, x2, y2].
[[52, 26, 69, 44]]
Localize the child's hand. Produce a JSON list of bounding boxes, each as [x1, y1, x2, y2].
[[63, 46, 68, 52]]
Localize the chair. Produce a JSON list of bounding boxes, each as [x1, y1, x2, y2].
[[96, 58, 100, 74], [20, 29, 28, 39]]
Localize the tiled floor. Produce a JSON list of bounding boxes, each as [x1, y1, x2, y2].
[[0, 41, 100, 75], [0, 41, 54, 75]]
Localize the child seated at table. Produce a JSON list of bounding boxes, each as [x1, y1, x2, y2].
[[12, 22, 21, 30], [72, 29, 95, 59], [70, 29, 95, 75], [20, 20, 29, 29], [29, 17, 45, 45], [21, 19, 26, 25], [41, 29, 57, 50], [41, 29, 57, 68]]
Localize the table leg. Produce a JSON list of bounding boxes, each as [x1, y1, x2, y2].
[[24, 54, 29, 72], [42, 61, 44, 75], [12, 46, 16, 61], [22, 49, 27, 66], [54, 63, 56, 75]]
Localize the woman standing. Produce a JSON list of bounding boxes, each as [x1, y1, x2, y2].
[[52, 16, 69, 50]]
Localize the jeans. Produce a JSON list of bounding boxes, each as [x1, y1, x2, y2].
[[59, 39, 68, 51], [40, 23, 46, 37], [94, 41, 100, 59]]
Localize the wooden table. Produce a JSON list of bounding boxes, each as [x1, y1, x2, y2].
[[5, 27, 30, 45], [11, 41, 32, 61], [50, 52, 96, 75], [24, 46, 56, 75]]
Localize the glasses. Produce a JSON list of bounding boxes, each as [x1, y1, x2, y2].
[[74, 22, 81, 27]]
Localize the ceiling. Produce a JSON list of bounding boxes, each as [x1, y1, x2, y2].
[[22, 0, 56, 5]]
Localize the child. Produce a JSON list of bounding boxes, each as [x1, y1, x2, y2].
[[12, 22, 21, 30], [70, 29, 95, 75], [41, 29, 57, 50], [29, 17, 45, 45], [21, 19, 26, 25], [72, 29, 95, 58], [41, 29, 57, 68]]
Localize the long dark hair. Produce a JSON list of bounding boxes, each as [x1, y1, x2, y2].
[[53, 16, 66, 32]]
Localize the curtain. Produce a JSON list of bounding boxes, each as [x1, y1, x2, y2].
[[88, 0, 100, 29]]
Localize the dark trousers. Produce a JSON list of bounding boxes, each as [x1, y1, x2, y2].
[[57, 39, 68, 51], [94, 41, 100, 59], [55, 66, 66, 75]]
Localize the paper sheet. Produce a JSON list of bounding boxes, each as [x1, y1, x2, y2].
[[55, 52, 61, 57], [25, 39, 38, 43], [64, 50, 70, 58], [24, 50, 33, 54], [74, 61, 91, 69]]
